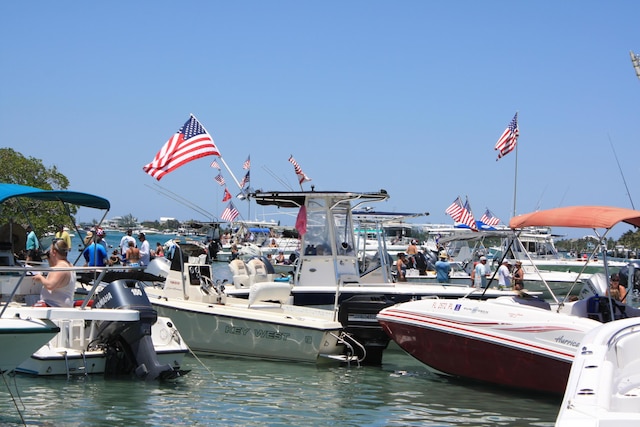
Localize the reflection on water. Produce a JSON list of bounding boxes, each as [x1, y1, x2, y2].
[[0, 351, 559, 427]]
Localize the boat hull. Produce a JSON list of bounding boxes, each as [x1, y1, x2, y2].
[[0, 318, 60, 373]]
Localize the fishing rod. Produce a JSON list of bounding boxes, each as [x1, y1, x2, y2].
[[608, 134, 635, 209], [145, 183, 215, 220]]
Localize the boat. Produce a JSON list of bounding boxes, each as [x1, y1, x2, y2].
[[377, 205, 640, 394], [224, 190, 529, 364], [141, 254, 360, 364], [0, 183, 189, 379], [555, 316, 640, 426], [0, 315, 60, 374]]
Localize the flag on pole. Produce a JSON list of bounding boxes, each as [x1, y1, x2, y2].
[[288, 155, 311, 185], [210, 159, 221, 169], [445, 197, 465, 219], [445, 197, 478, 231], [494, 112, 519, 161], [462, 198, 479, 231], [480, 209, 501, 226], [295, 205, 307, 236], [214, 174, 225, 186], [243, 155, 251, 170], [143, 114, 221, 180], [222, 188, 232, 202], [239, 171, 250, 188], [221, 202, 239, 222]]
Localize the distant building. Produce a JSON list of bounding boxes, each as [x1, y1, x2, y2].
[[159, 217, 176, 224]]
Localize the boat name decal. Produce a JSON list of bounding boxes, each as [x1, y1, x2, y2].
[[225, 325, 292, 341], [554, 335, 581, 348]]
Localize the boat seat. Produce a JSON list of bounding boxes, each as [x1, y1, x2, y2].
[[246, 258, 269, 283], [229, 259, 250, 288], [248, 282, 291, 307]]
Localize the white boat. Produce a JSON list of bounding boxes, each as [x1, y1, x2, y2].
[[555, 316, 640, 426], [142, 255, 358, 364], [224, 190, 530, 364], [0, 315, 60, 374], [377, 205, 640, 394], [0, 183, 189, 379]]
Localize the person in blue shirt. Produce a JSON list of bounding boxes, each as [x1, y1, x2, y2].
[[83, 236, 108, 266], [25, 224, 40, 262], [435, 251, 451, 283]]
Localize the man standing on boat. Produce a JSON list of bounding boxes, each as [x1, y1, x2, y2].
[[138, 232, 150, 266], [119, 229, 136, 261], [435, 251, 451, 283], [473, 256, 490, 288], [497, 259, 511, 290]]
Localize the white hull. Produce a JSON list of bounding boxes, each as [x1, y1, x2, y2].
[[0, 317, 60, 373], [556, 317, 640, 426]]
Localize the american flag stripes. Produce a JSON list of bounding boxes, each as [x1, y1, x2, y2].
[[243, 155, 250, 170], [239, 171, 250, 188], [288, 155, 311, 185], [221, 202, 239, 222], [445, 197, 478, 231], [210, 160, 220, 169], [143, 115, 220, 180], [494, 112, 519, 161], [214, 174, 225, 186], [480, 209, 501, 226]]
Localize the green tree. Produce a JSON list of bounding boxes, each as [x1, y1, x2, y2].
[[118, 214, 138, 228], [0, 148, 75, 238]]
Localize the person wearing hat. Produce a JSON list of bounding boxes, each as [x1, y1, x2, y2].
[[474, 256, 490, 288], [435, 251, 451, 283], [119, 229, 136, 261], [607, 273, 627, 302], [54, 224, 72, 250], [82, 231, 108, 267], [497, 259, 512, 290], [512, 260, 524, 291], [137, 232, 151, 266]]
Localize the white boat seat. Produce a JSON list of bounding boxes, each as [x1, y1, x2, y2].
[[230, 259, 250, 288], [248, 282, 291, 307], [246, 258, 269, 283]]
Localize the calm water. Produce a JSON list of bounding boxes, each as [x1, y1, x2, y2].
[[1, 350, 560, 427], [4, 231, 560, 426]]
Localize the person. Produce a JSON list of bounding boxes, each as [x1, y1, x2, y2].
[[54, 224, 72, 249], [155, 242, 164, 257], [269, 238, 278, 248], [230, 244, 239, 260], [126, 240, 141, 266], [119, 229, 136, 260], [406, 240, 418, 256], [83, 236, 108, 266], [435, 251, 451, 283], [275, 251, 286, 264], [396, 253, 407, 282], [474, 256, 490, 288], [25, 224, 40, 262], [96, 228, 108, 254], [497, 259, 512, 289], [414, 250, 428, 275], [138, 232, 150, 266], [469, 261, 478, 286], [167, 240, 184, 272], [608, 273, 627, 302], [33, 239, 75, 307], [512, 260, 524, 291]]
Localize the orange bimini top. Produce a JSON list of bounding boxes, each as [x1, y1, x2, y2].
[[509, 206, 640, 230]]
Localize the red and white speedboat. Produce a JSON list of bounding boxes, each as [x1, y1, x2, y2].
[[378, 206, 640, 394]]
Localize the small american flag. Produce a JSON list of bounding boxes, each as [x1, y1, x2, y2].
[[210, 160, 220, 169], [214, 174, 225, 186], [243, 155, 250, 170], [143, 115, 220, 180], [480, 209, 501, 226], [239, 171, 250, 188], [288, 155, 311, 184], [494, 112, 519, 161], [221, 202, 239, 222]]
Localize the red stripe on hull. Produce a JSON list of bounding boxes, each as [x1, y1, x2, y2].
[[379, 319, 570, 394]]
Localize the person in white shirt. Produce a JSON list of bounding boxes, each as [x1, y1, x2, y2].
[[497, 259, 512, 289], [119, 229, 136, 260], [138, 232, 151, 266]]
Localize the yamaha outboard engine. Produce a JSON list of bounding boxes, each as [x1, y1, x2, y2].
[[93, 279, 183, 380]]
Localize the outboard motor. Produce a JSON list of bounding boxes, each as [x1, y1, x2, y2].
[[619, 262, 640, 291], [93, 279, 184, 380], [338, 295, 399, 365]]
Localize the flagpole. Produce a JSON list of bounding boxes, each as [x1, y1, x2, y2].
[[512, 111, 519, 218], [194, 113, 244, 191]]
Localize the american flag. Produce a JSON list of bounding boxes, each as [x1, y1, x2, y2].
[[243, 155, 251, 170], [143, 115, 221, 180], [210, 159, 220, 169], [480, 209, 501, 226], [445, 197, 477, 231], [494, 112, 519, 161], [222, 188, 232, 202], [214, 174, 225, 186], [221, 202, 239, 222], [288, 155, 311, 184], [239, 171, 250, 188]]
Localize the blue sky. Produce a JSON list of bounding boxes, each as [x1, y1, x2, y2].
[[1, 1, 639, 238]]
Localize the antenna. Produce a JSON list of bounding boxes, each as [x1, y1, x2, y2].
[[631, 51, 640, 80]]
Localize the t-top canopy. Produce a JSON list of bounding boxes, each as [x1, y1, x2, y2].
[[509, 206, 640, 230], [0, 183, 110, 210]]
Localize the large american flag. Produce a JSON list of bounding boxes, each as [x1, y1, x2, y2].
[[243, 155, 251, 170], [445, 197, 477, 231], [221, 201, 239, 222], [288, 155, 311, 185], [143, 115, 221, 180], [214, 174, 225, 186], [494, 112, 519, 161], [480, 209, 501, 226]]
